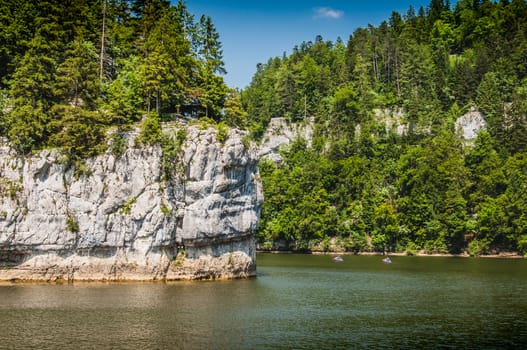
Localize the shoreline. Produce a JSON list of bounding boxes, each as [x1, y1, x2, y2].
[[257, 250, 525, 259]]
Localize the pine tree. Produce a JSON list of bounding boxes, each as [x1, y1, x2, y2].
[[55, 39, 100, 108], [196, 15, 226, 75], [193, 14, 227, 118], [136, 3, 191, 114], [0, 0, 36, 88], [10, 33, 57, 109], [224, 88, 245, 127]]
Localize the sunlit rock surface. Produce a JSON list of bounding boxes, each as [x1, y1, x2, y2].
[[259, 117, 314, 163], [0, 123, 262, 281], [455, 106, 487, 140]]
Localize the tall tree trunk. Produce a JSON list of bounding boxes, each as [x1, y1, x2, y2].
[[156, 90, 160, 114], [99, 0, 106, 83], [395, 48, 401, 96], [146, 91, 151, 114]]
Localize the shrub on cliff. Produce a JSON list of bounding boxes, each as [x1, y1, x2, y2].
[[138, 114, 162, 145], [48, 105, 107, 159]]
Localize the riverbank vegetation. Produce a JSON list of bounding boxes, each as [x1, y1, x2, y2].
[[244, 0, 527, 256]]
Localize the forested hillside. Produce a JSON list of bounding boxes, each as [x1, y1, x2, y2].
[[0, 0, 243, 158], [1, 0, 526, 256], [243, 0, 527, 255]]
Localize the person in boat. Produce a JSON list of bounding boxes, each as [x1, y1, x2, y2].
[[333, 256, 343, 262], [382, 257, 392, 263]]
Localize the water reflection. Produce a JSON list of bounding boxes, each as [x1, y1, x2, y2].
[[0, 255, 526, 349]]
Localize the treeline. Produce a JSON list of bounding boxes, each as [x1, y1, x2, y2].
[[0, 0, 244, 157], [244, 0, 527, 255]]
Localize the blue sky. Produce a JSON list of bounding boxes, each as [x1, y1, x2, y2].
[[185, 1, 440, 89]]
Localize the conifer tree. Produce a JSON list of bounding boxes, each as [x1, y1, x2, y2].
[[55, 39, 100, 108]]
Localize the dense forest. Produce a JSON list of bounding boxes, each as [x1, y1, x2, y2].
[[243, 0, 527, 255], [1, 0, 526, 256], [0, 0, 244, 159]]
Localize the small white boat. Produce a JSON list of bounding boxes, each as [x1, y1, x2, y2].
[[333, 256, 344, 262], [382, 257, 392, 264]]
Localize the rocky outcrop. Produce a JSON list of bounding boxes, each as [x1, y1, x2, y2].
[[259, 117, 314, 162], [455, 106, 486, 141], [374, 108, 408, 136], [0, 122, 263, 281]]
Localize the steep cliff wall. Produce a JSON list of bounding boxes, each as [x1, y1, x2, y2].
[[259, 117, 314, 163], [0, 122, 263, 281]]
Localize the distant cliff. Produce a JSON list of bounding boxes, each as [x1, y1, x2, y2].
[[0, 121, 263, 281]]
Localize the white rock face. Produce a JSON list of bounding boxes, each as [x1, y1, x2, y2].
[[455, 107, 487, 140], [374, 108, 408, 136], [0, 123, 262, 281], [259, 117, 313, 162]]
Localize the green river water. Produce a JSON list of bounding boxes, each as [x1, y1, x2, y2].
[[0, 254, 526, 349]]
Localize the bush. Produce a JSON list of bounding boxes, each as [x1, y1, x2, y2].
[[405, 242, 420, 256], [518, 235, 527, 256], [7, 104, 46, 154], [138, 114, 162, 145], [423, 239, 449, 254], [160, 202, 171, 216], [196, 117, 216, 130], [172, 250, 185, 267], [48, 105, 107, 159], [120, 197, 136, 215], [161, 128, 186, 181], [110, 131, 128, 158], [176, 128, 187, 146], [342, 232, 368, 253], [468, 239, 490, 257], [66, 213, 79, 232], [216, 122, 229, 145], [0, 178, 22, 200]]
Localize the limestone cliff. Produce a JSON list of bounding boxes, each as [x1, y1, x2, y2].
[[0, 122, 263, 281], [259, 117, 314, 163], [455, 106, 486, 141]]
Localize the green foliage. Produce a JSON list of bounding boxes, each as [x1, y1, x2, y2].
[[161, 128, 186, 180], [216, 122, 228, 145], [47, 105, 107, 160], [176, 128, 187, 146], [0, 0, 230, 155], [252, 1, 527, 255], [55, 39, 100, 108], [468, 239, 490, 257], [0, 178, 22, 200], [198, 67, 228, 120], [66, 213, 79, 233], [404, 242, 420, 256], [518, 235, 527, 256], [341, 232, 369, 253], [172, 249, 186, 267], [10, 33, 57, 110], [224, 89, 246, 127], [160, 202, 172, 216], [104, 56, 144, 124], [0, 90, 9, 136], [109, 131, 128, 158], [120, 197, 136, 215], [241, 134, 251, 150], [138, 114, 162, 145], [6, 104, 47, 154]]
